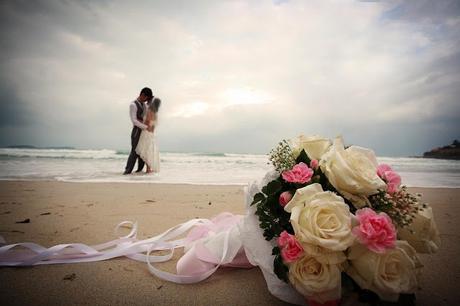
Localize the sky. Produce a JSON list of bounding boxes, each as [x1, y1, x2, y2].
[[0, 0, 459, 156]]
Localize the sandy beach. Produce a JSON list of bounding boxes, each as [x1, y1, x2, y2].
[[0, 181, 459, 305]]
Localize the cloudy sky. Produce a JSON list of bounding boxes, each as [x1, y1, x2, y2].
[[0, 0, 459, 156]]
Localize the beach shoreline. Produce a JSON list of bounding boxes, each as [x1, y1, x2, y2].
[[0, 181, 459, 305], [1, 148, 459, 188]]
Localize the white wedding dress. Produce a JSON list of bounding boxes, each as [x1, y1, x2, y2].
[[136, 120, 160, 172]]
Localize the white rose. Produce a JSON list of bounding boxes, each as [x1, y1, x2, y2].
[[290, 135, 332, 160], [288, 253, 342, 303], [398, 205, 441, 253], [284, 183, 355, 252], [320, 137, 386, 208], [346, 241, 422, 302]]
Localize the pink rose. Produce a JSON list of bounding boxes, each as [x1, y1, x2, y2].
[[310, 159, 319, 170], [377, 164, 401, 194], [385, 171, 401, 194], [277, 231, 304, 263], [352, 208, 396, 253], [282, 162, 314, 184], [279, 191, 293, 207], [277, 230, 291, 247], [377, 164, 393, 178]]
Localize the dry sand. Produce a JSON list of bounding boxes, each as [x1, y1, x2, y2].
[[0, 181, 459, 305]]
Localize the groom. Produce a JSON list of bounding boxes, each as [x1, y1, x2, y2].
[[123, 87, 153, 175]]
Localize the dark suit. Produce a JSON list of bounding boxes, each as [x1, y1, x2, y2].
[[124, 100, 145, 174]]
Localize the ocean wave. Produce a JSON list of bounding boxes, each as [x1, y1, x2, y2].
[[4, 145, 76, 150], [0, 151, 459, 187], [0, 148, 269, 162], [192, 152, 227, 157], [0, 148, 124, 160]]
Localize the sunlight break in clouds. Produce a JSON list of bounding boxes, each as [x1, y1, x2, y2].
[[170, 87, 274, 118], [171, 101, 209, 118], [220, 87, 274, 108]]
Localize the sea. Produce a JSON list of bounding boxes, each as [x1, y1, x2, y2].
[[0, 147, 459, 187]]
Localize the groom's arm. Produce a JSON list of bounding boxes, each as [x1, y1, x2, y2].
[[129, 103, 148, 130]]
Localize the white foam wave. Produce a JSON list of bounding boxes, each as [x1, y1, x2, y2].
[[0, 148, 459, 187], [0, 148, 122, 160]]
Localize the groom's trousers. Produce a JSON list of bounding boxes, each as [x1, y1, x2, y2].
[[124, 127, 145, 174]]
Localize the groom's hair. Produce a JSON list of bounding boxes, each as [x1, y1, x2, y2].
[[140, 87, 153, 98]]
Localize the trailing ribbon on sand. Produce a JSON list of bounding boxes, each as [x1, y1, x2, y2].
[[0, 213, 253, 284]]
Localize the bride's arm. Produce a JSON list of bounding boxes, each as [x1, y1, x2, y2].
[[146, 110, 154, 132]]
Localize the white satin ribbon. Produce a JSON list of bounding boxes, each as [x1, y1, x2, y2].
[[0, 216, 237, 284]]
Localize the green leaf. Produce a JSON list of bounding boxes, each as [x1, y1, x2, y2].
[[398, 293, 416, 306], [251, 192, 266, 206], [272, 246, 280, 255], [295, 149, 311, 165], [358, 289, 379, 304], [267, 194, 279, 210], [341, 272, 358, 291], [264, 229, 275, 241], [273, 254, 289, 283], [266, 180, 282, 195], [262, 185, 268, 195], [261, 184, 268, 195]]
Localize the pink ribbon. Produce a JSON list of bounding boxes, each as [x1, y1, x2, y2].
[[0, 213, 254, 284], [177, 213, 253, 276]]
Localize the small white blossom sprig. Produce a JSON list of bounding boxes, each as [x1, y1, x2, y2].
[[369, 186, 427, 228], [269, 140, 296, 172]]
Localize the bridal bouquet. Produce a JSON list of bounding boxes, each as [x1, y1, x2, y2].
[[247, 135, 440, 305], [0, 134, 441, 306]]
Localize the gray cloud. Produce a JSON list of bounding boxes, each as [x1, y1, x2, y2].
[[0, 0, 458, 155], [0, 85, 30, 127], [382, 0, 460, 24]]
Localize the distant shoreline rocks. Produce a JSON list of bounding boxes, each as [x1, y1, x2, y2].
[[423, 140, 460, 160]]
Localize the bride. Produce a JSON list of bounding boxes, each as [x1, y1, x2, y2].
[[136, 97, 161, 173]]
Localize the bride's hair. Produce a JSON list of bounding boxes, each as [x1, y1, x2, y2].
[[149, 98, 161, 113]]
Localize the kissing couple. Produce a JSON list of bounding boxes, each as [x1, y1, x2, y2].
[[123, 87, 161, 175]]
